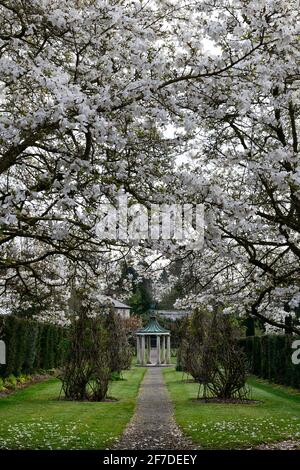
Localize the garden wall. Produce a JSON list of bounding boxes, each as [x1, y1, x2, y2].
[[240, 335, 300, 389], [0, 315, 65, 377]]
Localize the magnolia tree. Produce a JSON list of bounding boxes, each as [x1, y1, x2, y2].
[[0, 0, 192, 305], [0, 1, 272, 286], [148, 0, 300, 334], [1, 0, 299, 331]]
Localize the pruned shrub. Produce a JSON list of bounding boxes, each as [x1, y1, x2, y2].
[[178, 308, 248, 400], [59, 309, 110, 401], [59, 287, 134, 401], [103, 308, 133, 378]]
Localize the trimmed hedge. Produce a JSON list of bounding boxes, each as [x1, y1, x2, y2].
[[240, 334, 300, 389], [0, 315, 65, 378]]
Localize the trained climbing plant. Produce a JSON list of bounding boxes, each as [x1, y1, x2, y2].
[[179, 309, 249, 400]]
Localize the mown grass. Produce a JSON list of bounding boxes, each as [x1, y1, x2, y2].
[[0, 367, 146, 449], [163, 368, 300, 449]]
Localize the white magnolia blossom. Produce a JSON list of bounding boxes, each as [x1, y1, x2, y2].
[[0, 0, 299, 331], [144, 0, 300, 332]]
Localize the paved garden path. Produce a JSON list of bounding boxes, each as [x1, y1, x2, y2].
[[113, 367, 198, 450]]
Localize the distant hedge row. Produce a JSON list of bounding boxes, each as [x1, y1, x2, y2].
[[240, 335, 300, 389], [0, 315, 65, 377]]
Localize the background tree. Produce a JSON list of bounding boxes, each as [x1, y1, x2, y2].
[[121, 314, 143, 348]]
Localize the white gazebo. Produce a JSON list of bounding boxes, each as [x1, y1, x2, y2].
[[136, 315, 171, 366]]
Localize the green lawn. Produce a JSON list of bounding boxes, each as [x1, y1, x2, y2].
[[163, 368, 300, 449], [0, 367, 146, 450]]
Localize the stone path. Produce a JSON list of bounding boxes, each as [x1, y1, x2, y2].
[[114, 367, 198, 450], [149, 347, 157, 365]]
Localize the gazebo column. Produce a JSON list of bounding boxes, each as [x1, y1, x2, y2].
[[136, 336, 140, 364], [162, 336, 166, 364], [156, 335, 161, 365], [145, 336, 148, 363], [141, 335, 146, 365], [147, 336, 151, 363], [166, 335, 171, 364]]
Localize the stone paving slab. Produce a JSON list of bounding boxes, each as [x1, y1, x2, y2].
[[113, 367, 198, 450]]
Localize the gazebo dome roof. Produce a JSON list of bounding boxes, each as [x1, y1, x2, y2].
[[136, 315, 170, 335]]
